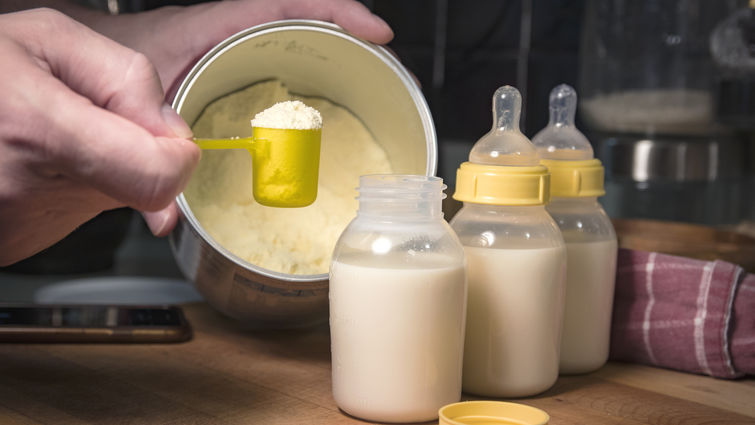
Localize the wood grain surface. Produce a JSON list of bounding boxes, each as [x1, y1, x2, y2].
[[0, 302, 752, 424]]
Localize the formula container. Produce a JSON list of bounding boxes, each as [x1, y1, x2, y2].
[[329, 175, 466, 423], [451, 86, 567, 397], [533, 85, 618, 375]]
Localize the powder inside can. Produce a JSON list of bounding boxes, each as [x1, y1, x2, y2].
[[184, 80, 393, 275]]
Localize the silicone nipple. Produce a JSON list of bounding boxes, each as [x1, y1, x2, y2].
[[532, 84, 593, 160], [469, 85, 540, 166]]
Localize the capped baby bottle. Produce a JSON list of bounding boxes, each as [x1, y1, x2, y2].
[[329, 175, 467, 423], [450, 86, 567, 397], [532, 84, 618, 374]]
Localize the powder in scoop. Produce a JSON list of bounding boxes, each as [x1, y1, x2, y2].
[[251, 100, 322, 130]]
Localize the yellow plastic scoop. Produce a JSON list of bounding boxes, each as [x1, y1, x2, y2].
[[194, 101, 322, 208], [193, 137, 255, 151]]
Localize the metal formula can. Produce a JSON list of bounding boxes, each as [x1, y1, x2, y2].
[[170, 20, 437, 328]]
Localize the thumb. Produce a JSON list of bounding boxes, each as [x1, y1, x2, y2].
[[278, 0, 394, 44], [141, 202, 180, 237]]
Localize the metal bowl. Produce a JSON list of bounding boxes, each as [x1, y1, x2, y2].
[[170, 20, 437, 328]]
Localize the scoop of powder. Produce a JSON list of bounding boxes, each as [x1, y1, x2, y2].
[[187, 80, 393, 275], [251, 100, 322, 130]]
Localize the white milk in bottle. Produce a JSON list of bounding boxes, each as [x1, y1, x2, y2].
[[450, 86, 567, 397], [329, 175, 466, 423], [533, 84, 618, 374]]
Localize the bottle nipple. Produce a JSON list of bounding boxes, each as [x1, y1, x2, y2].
[[532, 84, 593, 160], [469, 85, 540, 166]]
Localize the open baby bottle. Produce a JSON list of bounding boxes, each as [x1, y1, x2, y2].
[[194, 100, 322, 208]]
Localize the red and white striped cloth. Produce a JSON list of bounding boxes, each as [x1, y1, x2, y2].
[[610, 248, 754, 379]]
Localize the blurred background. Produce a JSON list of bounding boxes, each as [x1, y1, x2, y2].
[[3, 0, 754, 297]]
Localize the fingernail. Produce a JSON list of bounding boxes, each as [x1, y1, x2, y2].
[[374, 14, 393, 38], [374, 14, 390, 29], [161, 104, 193, 139], [143, 209, 171, 236]]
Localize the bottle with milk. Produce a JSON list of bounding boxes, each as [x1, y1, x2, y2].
[[450, 86, 567, 397], [532, 84, 618, 374], [329, 174, 466, 423]]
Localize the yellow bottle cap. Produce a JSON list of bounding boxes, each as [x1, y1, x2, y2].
[[453, 162, 550, 206], [540, 158, 605, 198], [439, 401, 549, 425]]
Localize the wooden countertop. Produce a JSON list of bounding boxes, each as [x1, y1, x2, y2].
[[1, 303, 753, 424]]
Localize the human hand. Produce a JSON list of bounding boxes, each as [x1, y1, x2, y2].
[[0, 8, 200, 265], [85, 0, 394, 100]]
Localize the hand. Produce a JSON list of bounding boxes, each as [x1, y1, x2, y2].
[[85, 0, 394, 100], [0, 8, 200, 265]]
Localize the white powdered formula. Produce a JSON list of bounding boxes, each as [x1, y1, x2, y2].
[[186, 81, 393, 275], [559, 238, 618, 374], [251, 100, 322, 130], [330, 255, 466, 423], [462, 245, 566, 397]]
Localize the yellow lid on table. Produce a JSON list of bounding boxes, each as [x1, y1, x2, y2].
[[540, 158, 605, 198], [453, 162, 550, 206], [439, 401, 549, 425]]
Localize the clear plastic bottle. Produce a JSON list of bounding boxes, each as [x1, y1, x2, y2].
[[533, 84, 618, 375], [451, 86, 567, 397], [329, 174, 466, 423]]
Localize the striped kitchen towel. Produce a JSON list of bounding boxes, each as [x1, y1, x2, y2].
[[610, 248, 754, 379]]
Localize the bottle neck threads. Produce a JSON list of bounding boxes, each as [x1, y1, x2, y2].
[[357, 175, 445, 219]]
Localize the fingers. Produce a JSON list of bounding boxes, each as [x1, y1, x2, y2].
[[34, 71, 200, 212], [0, 8, 195, 264], [81, 0, 395, 100], [278, 0, 394, 44], [22, 8, 192, 139], [197, 0, 394, 46], [141, 201, 180, 237], [6, 9, 201, 212]]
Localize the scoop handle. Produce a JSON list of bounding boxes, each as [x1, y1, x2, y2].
[[193, 137, 255, 150]]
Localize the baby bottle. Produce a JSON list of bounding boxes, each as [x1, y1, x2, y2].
[[450, 86, 567, 397], [532, 84, 618, 374], [329, 175, 466, 423]]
